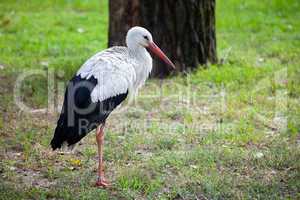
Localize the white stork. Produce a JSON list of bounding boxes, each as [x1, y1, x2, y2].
[[50, 26, 175, 187]]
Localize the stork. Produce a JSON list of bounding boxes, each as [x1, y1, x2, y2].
[[50, 26, 175, 187]]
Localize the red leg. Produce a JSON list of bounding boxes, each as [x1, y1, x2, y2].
[[95, 123, 110, 187]]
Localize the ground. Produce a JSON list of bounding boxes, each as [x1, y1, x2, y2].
[[0, 0, 300, 199]]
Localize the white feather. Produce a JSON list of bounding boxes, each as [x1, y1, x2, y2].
[[76, 46, 152, 103]]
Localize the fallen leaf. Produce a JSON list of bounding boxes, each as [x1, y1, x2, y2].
[[254, 152, 264, 159], [40, 61, 49, 67], [70, 158, 81, 166], [77, 28, 85, 33]]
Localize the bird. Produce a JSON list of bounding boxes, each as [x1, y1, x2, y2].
[[50, 26, 175, 187]]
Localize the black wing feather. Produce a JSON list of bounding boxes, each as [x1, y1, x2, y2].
[[50, 75, 128, 150]]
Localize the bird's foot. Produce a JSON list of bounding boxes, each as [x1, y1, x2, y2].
[[95, 176, 110, 188]]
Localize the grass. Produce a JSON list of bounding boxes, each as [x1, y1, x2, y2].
[[0, 0, 300, 199]]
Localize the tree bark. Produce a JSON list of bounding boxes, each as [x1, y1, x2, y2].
[[108, 0, 217, 77]]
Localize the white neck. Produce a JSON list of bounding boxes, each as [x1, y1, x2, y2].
[[128, 45, 147, 57], [127, 45, 152, 91]]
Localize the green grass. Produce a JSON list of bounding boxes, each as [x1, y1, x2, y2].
[[0, 0, 300, 199], [0, 0, 108, 78]]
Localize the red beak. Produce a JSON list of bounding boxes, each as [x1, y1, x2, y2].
[[147, 42, 176, 69]]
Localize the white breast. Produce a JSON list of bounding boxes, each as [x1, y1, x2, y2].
[[130, 48, 152, 91]]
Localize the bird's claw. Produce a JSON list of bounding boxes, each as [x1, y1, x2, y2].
[[95, 176, 110, 188]]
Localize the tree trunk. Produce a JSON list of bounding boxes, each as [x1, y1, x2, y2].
[[108, 0, 217, 77]]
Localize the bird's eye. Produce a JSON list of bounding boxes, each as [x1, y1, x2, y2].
[[143, 35, 149, 40]]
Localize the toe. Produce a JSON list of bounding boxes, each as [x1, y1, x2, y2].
[[95, 180, 110, 188]]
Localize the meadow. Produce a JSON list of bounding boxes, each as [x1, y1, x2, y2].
[[0, 0, 299, 199]]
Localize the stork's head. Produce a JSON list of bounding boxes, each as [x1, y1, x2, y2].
[[126, 26, 175, 69]]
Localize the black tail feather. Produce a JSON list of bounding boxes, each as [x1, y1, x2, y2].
[[51, 124, 66, 150], [50, 115, 91, 150]]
